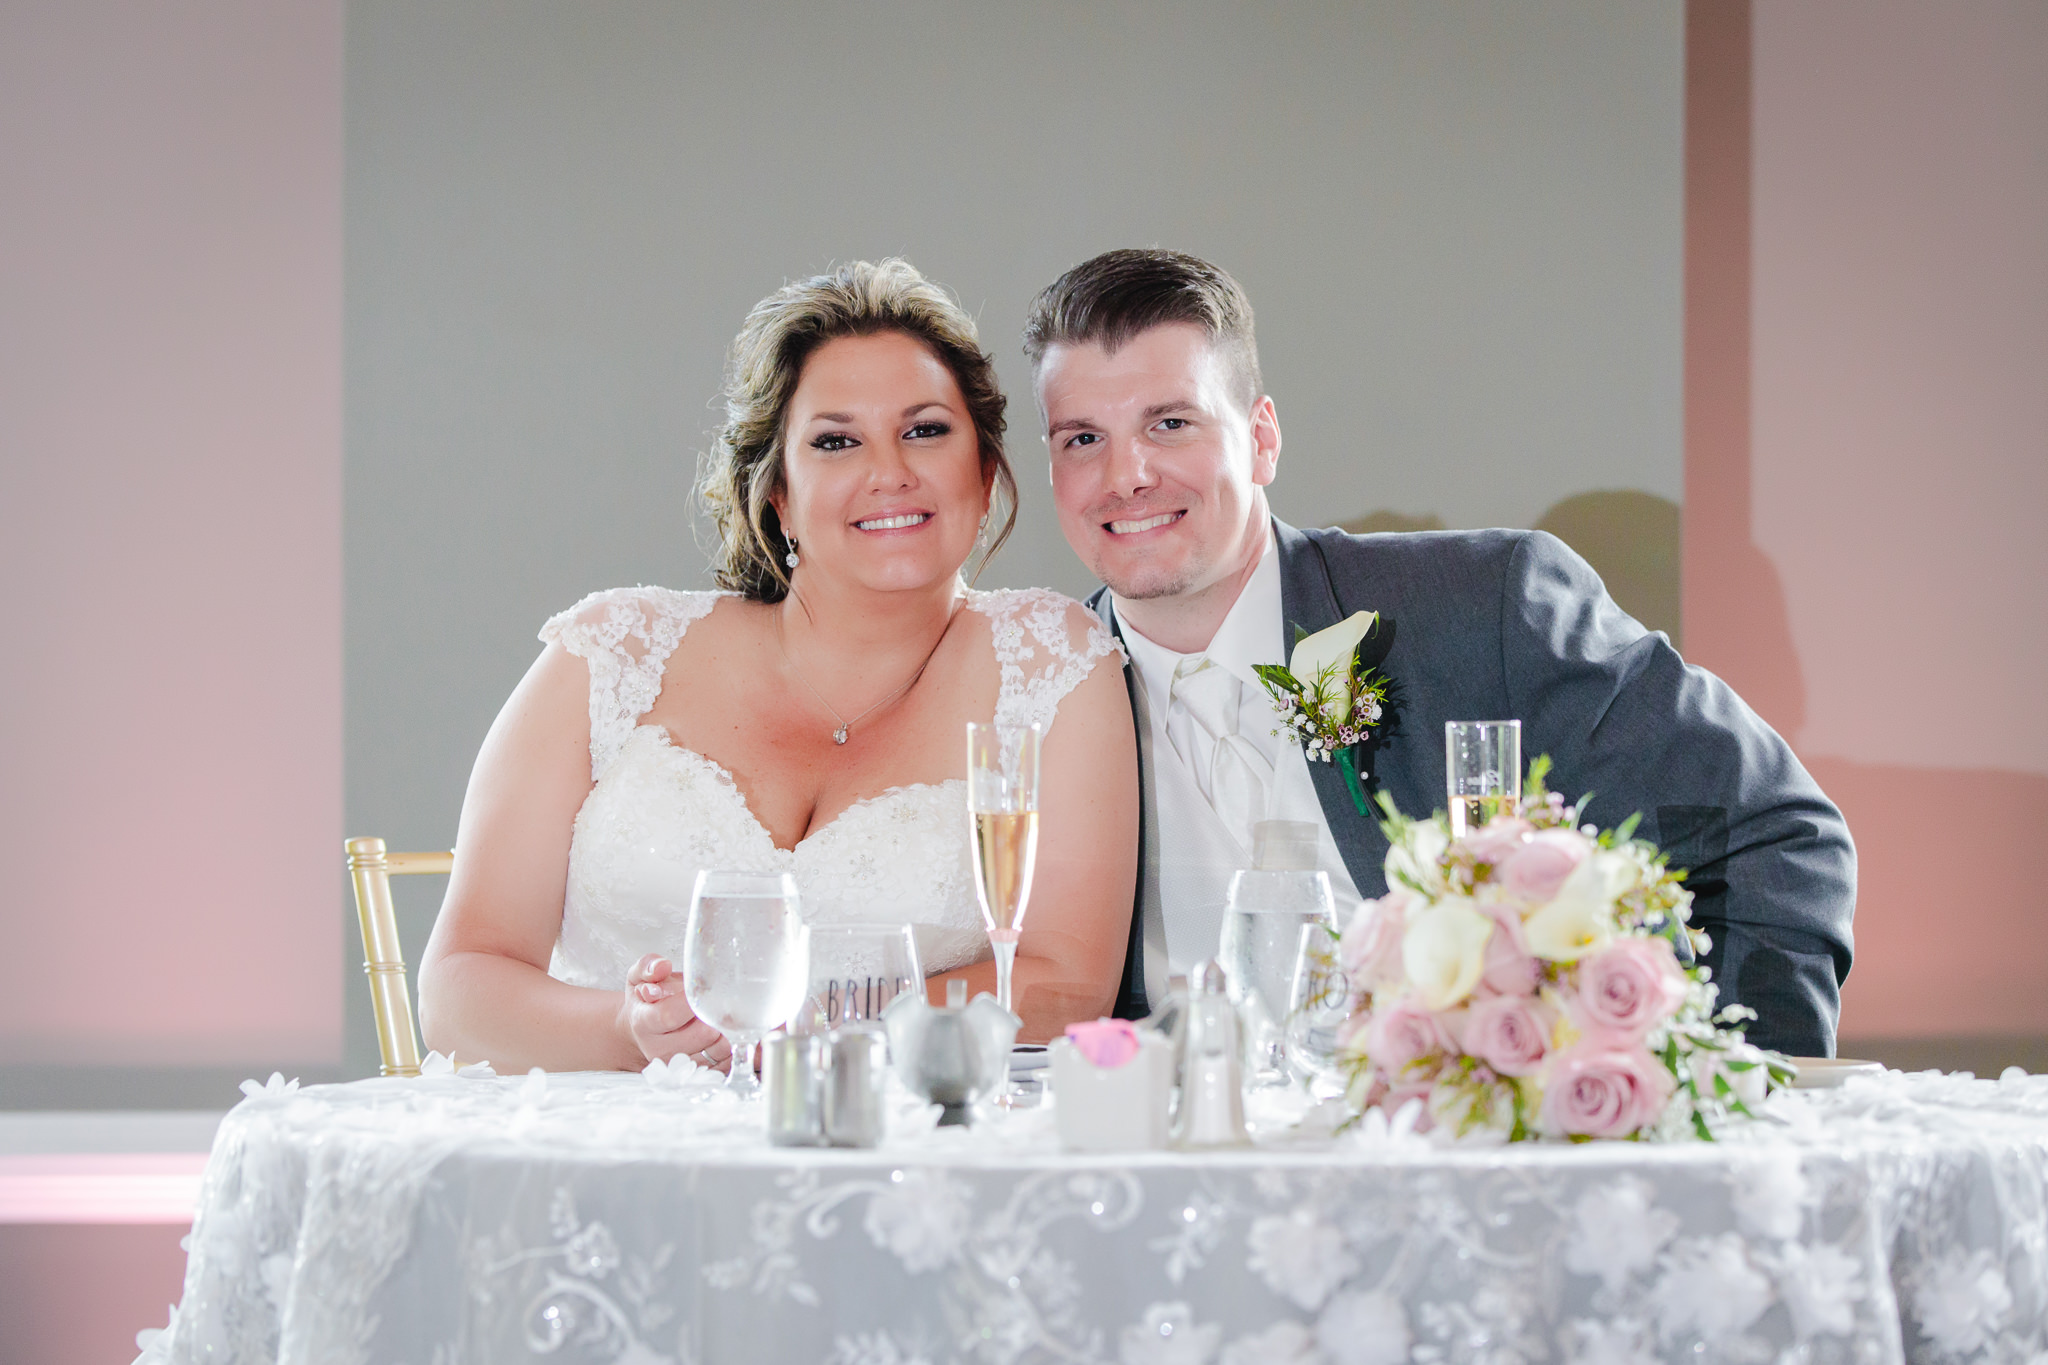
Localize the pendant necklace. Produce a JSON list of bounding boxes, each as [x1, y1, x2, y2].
[[778, 599, 957, 745]]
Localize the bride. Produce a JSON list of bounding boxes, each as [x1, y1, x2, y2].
[[417, 260, 1139, 1071]]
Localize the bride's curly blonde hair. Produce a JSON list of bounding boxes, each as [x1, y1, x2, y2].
[[698, 259, 1018, 603]]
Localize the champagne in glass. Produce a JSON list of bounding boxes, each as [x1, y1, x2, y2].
[[966, 722, 1041, 1015], [683, 869, 810, 1098], [972, 809, 1039, 937], [1445, 720, 1521, 838]]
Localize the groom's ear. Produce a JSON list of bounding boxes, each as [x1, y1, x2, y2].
[[1249, 395, 1282, 487]]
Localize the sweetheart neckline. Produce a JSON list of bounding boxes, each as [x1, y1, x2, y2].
[[627, 724, 962, 856]]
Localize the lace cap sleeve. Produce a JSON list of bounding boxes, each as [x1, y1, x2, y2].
[[539, 586, 723, 781], [968, 588, 1124, 736]]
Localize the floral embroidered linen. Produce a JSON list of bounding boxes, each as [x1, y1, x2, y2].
[[539, 586, 1118, 985], [142, 1066, 2048, 1365]]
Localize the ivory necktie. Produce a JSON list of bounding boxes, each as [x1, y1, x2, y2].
[[1169, 658, 1275, 854]]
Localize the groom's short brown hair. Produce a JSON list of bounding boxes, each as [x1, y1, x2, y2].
[[1022, 248, 1263, 411]]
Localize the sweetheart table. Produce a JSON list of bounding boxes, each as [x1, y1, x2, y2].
[[140, 1066, 2048, 1365]]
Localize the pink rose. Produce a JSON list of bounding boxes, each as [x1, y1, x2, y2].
[[1476, 901, 1541, 996], [1460, 817, 1533, 866], [1343, 890, 1417, 991], [1381, 1081, 1436, 1132], [1538, 1043, 1677, 1138], [1499, 829, 1591, 904], [1063, 1018, 1141, 1068], [1460, 994, 1554, 1077], [1365, 997, 1449, 1079], [1572, 937, 1688, 1039]]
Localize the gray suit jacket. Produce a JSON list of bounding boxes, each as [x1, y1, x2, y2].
[[1093, 518, 1856, 1058]]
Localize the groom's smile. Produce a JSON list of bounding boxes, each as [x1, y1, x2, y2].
[[1105, 511, 1185, 535]]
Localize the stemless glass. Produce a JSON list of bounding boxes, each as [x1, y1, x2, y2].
[[801, 924, 923, 1031], [1218, 868, 1337, 1088], [1446, 720, 1522, 838], [682, 870, 811, 1098], [965, 722, 1041, 1015], [1285, 921, 1353, 1095]]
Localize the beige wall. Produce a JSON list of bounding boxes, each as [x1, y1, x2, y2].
[[0, 1, 344, 1073]]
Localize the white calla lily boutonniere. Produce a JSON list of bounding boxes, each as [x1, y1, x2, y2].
[[1252, 609, 1400, 813]]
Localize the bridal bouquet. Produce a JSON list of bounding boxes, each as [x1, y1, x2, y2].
[[1337, 760, 1792, 1142]]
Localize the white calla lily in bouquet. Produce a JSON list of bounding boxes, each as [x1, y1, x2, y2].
[[1338, 758, 1793, 1142]]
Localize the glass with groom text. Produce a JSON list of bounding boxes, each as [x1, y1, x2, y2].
[[966, 722, 1041, 1016], [1446, 720, 1521, 838]]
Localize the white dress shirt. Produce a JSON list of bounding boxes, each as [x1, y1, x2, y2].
[[1114, 540, 1366, 971]]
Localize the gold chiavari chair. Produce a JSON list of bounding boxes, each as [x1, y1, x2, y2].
[[345, 836, 453, 1078]]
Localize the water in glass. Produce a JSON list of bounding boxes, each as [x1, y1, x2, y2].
[[1218, 869, 1337, 1088], [682, 870, 809, 1097]]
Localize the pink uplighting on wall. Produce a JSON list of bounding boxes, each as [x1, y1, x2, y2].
[[0, 1155, 206, 1225], [1685, 0, 2048, 1041], [0, 0, 346, 1066]]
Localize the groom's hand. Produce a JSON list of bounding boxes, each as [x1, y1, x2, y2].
[[621, 953, 730, 1068]]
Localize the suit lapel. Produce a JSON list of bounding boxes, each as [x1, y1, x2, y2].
[[1273, 518, 1386, 897]]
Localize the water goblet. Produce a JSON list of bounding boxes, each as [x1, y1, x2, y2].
[[1446, 720, 1522, 837], [682, 869, 810, 1098], [1218, 868, 1337, 1088], [966, 722, 1041, 1016]]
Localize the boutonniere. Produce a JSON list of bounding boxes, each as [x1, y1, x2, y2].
[[1252, 610, 1400, 815]]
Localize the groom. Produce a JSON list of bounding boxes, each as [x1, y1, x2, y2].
[[1026, 248, 1855, 1058]]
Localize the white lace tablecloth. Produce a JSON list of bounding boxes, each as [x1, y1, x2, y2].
[[145, 1067, 2048, 1365]]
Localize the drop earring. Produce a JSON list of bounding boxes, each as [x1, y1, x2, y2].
[[785, 536, 800, 569]]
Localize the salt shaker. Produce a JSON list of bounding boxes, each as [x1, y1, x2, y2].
[[1173, 959, 1249, 1148]]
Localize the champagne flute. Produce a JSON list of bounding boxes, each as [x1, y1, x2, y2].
[[1445, 720, 1521, 838], [682, 869, 810, 1098], [966, 722, 1041, 1015]]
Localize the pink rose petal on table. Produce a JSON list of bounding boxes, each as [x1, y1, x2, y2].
[[1064, 1018, 1141, 1069]]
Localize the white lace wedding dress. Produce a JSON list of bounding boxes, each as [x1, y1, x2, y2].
[[537, 584, 1120, 986]]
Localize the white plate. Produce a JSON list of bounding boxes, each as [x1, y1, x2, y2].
[[1785, 1056, 1886, 1089]]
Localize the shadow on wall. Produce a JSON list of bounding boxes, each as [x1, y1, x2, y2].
[[1335, 488, 1682, 648]]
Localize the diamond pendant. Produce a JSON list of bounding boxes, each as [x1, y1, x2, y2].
[[833, 726, 849, 745]]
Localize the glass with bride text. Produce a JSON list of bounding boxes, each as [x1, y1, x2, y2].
[[1446, 720, 1521, 838], [966, 722, 1040, 1015], [683, 869, 810, 1098], [800, 924, 922, 1031]]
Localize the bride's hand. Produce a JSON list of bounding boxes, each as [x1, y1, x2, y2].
[[620, 954, 730, 1069]]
